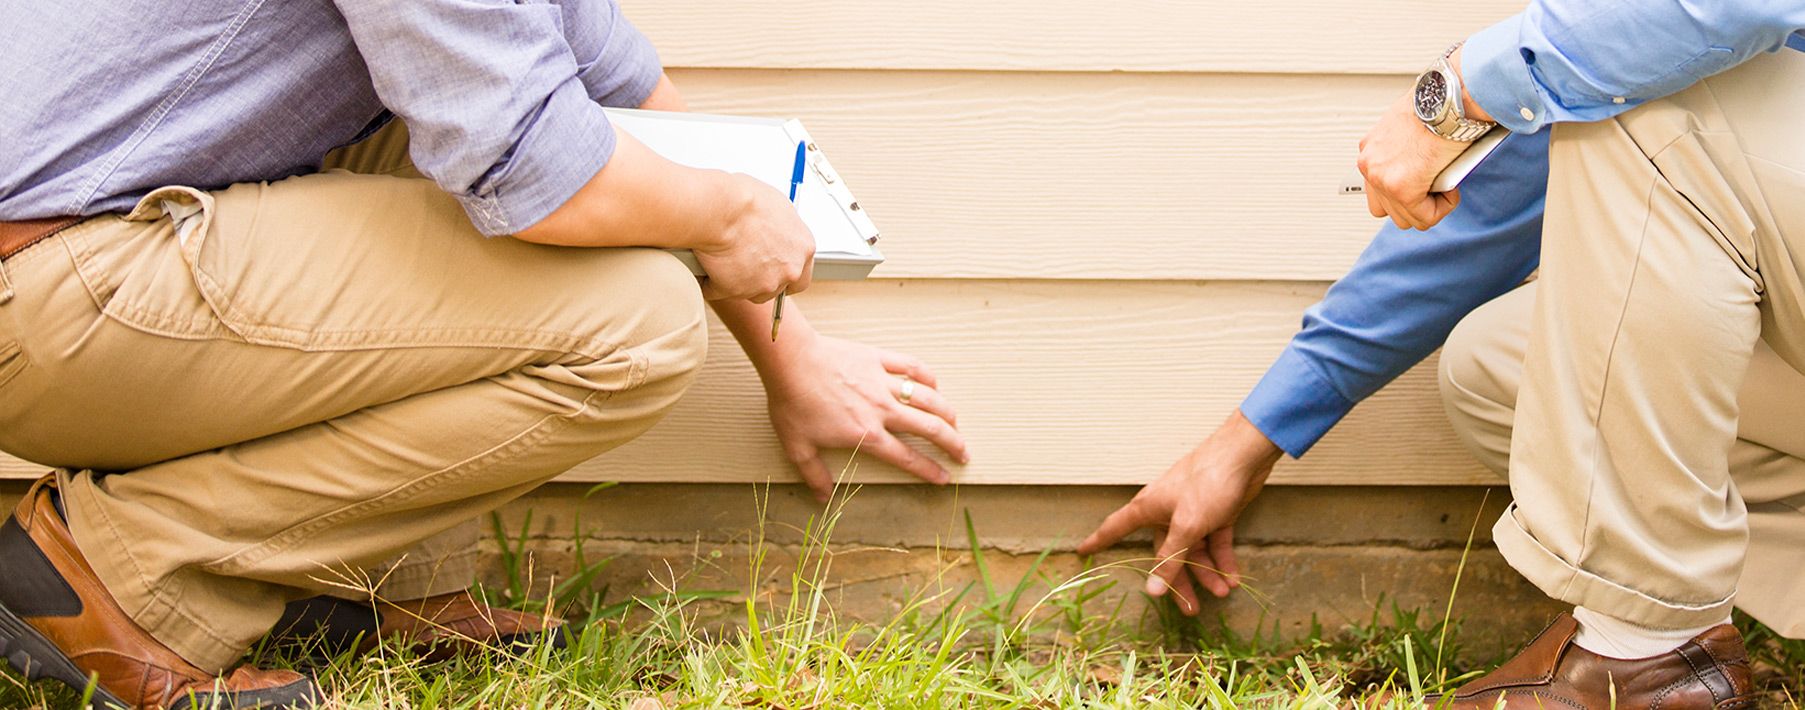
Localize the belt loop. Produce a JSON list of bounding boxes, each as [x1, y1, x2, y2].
[[0, 254, 14, 305]]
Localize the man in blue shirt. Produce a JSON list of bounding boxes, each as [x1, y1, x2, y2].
[[0, 2, 967, 707], [1084, 2, 1805, 705]]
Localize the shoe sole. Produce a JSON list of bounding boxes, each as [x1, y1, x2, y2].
[[0, 598, 130, 708]]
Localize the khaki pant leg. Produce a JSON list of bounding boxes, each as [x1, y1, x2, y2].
[[1480, 51, 1805, 631], [1443, 282, 1805, 637], [318, 119, 481, 604], [320, 118, 424, 180], [0, 172, 707, 671]]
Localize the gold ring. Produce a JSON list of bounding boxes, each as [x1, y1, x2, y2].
[[898, 378, 916, 405]]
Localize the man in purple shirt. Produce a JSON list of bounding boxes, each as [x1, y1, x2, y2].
[[0, 2, 966, 707]]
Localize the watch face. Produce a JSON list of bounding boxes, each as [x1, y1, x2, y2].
[[1415, 70, 1448, 121]]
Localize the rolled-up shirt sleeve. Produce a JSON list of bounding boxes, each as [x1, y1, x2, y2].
[[332, 0, 624, 236], [558, 0, 665, 108], [1462, 1, 1805, 134]]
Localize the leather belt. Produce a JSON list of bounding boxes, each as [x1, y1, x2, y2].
[[0, 217, 83, 260]]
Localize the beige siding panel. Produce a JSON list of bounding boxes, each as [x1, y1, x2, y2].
[[668, 69, 1405, 281], [628, 1, 1522, 75], [0, 280, 1496, 486], [0, 456, 46, 480], [572, 280, 1492, 485]]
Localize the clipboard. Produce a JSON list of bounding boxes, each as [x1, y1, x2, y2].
[[602, 108, 884, 280], [1338, 129, 1508, 196]]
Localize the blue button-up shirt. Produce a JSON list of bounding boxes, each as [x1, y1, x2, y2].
[[0, 1, 662, 237], [1243, 2, 1805, 458]]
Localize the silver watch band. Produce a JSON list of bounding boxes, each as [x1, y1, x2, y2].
[[1422, 50, 1497, 142]]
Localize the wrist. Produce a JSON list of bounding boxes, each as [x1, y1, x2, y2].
[[1448, 49, 1495, 125], [688, 171, 754, 254], [1215, 409, 1284, 476], [755, 326, 823, 390], [720, 298, 820, 380]]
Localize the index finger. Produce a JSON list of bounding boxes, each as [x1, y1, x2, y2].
[[788, 448, 835, 503], [1077, 501, 1151, 555]]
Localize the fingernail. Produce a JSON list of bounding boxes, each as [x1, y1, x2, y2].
[[1145, 576, 1167, 596]]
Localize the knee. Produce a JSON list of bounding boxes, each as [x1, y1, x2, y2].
[[1438, 312, 1496, 424], [1438, 305, 1523, 475], [625, 250, 709, 391]]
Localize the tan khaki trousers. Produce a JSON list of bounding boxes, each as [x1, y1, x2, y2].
[[1439, 50, 1805, 636], [0, 129, 708, 669]]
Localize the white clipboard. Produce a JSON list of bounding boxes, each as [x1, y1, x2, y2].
[[602, 108, 884, 280]]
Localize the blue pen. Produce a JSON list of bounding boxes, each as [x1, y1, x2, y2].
[[772, 141, 806, 341]]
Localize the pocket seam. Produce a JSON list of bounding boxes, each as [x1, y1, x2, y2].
[[0, 341, 29, 391]]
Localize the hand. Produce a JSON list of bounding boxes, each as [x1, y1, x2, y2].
[[763, 333, 969, 502], [1357, 92, 1472, 232], [1078, 410, 1282, 615], [692, 173, 815, 303]]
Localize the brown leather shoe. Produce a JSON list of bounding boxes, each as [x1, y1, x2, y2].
[[0, 476, 319, 709], [270, 589, 568, 662], [1428, 612, 1759, 709]]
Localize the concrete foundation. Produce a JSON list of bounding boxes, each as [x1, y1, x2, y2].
[[0, 481, 1565, 660], [481, 483, 1562, 659]]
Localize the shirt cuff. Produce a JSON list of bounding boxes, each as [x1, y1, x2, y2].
[[1239, 347, 1359, 459], [456, 81, 615, 236], [1462, 15, 1550, 134]]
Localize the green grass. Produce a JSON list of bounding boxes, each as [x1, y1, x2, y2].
[[4, 483, 1801, 708]]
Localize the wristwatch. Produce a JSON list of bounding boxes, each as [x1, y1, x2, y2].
[[1414, 43, 1496, 142]]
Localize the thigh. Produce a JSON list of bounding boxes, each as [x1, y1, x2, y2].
[[0, 172, 702, 469], [1695, 51, 1805, 375], [320, 118, 423, 179]]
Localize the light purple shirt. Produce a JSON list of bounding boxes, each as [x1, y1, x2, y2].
[[0, 0, 663, 236]]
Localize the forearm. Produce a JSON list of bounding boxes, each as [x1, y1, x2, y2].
[[513, 129, 746, 251], [641, 71, 822, 369], [712, 298, 820, 380], [1249, 131, 1548, 456]]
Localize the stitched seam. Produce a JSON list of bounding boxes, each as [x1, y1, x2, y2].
[[1693, 78, 1779, 281], [59, 224, 116, 315], [1678, 648, 1728, 705], [65, 0, 268, 216], [1463, 691, 1585, 709], [0, 342, 27, 390], [0, 232, 76, 270], [202, 382, 621, 575], [1556, 175, 1654, 603], [1650, 671, 1696, 709], [1457, 619, 1566, 693], [182, 259, 624, 356], [69, 477, 179, 642]]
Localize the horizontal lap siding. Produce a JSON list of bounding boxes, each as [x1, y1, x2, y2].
[[625, 0, 1522, 74], [576, 281, 1495, 485], [0, 281, 1498, 485], [668, 69, 1398, 281], [0, 4, 1510, 485]]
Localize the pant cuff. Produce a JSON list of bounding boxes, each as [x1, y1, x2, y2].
[[61, 471, 248, 672], [1492, 503, 1737, 630], [327, 548, 480, 603]]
